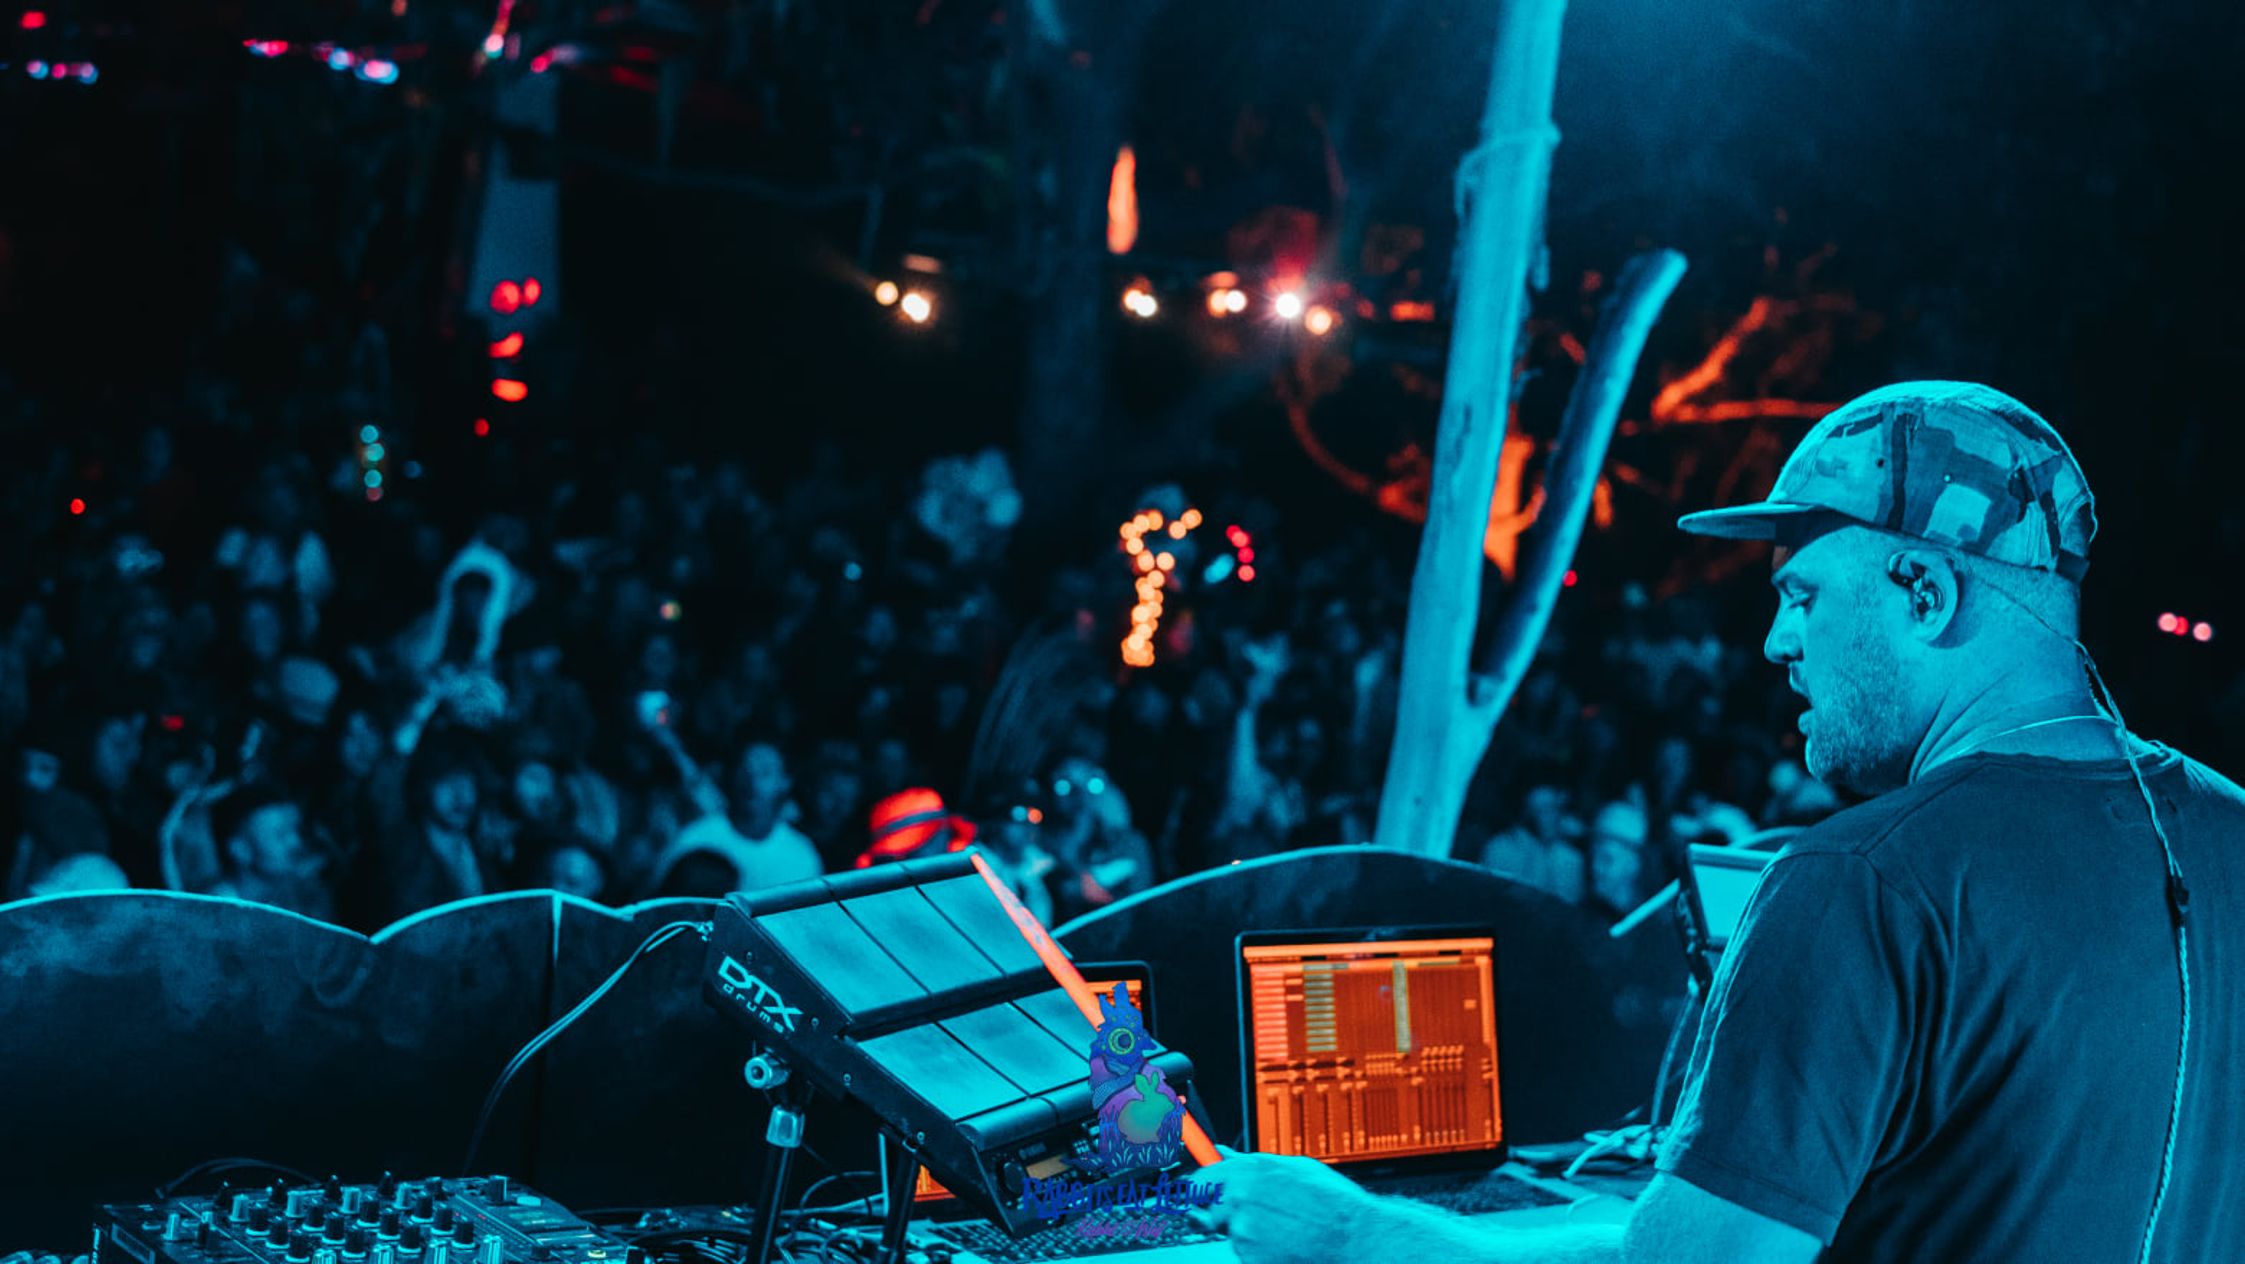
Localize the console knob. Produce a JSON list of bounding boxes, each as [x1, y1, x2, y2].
[[378, 1209, 402, 1240], [409, 1192, 436, 1223], [342, 1188, 367, 1215], [249, 1206, 273, 1233], [400, 1225, 426, 1255], [344, 1226, 372, 1259], [484, 1177, 509, 1203], [324, 1215, 351, 1245], [267, 1218, 292, 1247], [286, 1230, 314, 1262], [452, 1221, 476, 1249], [431, 1207, 456, 1233], [377, 1173, 399, 1199]]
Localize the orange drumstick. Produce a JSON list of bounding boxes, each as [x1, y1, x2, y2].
[[970, 851, 1223, 1167]]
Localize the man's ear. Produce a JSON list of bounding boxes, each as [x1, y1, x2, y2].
[[1884, 549, 1960, 641]]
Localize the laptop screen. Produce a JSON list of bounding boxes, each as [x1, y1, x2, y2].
[[1238, 931, 1503, 1165], [911, 966, 1153, 1204]]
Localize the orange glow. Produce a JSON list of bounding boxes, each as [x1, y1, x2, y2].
[[2195, 623, 2215, 643], [874, 280, 900, 306], [521, 277, 541, 305], [1122, 284, 1159, 318], [1207, 271, 1239, 289], [491, 379, 529, 402], [1389, 301, 1437, 322], [1273, 292, 1305, 321], [1181, 509, 1203, 529], [1155, 552, 1175, 572], [1208, 289, 1235, 318], [489, 331, 524, 358], [490, 280, 521, 315], [1106, 145, 1139, 255], [1304, 305, 1337, 336], [900, 291, 934, 323], [1167, 520, 1188, 539], [1238, 565, 1256, 582]]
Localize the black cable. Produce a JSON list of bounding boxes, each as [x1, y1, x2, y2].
[[155, 1158, 314, 1200], [462, 919, 708, 1174]]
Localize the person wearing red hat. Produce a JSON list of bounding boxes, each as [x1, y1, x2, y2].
[[854, 786, 976, 870]]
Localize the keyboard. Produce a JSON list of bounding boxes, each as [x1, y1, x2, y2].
[[927, 1209, 1225, 1261], [1367, 1169, 1572, 1216]]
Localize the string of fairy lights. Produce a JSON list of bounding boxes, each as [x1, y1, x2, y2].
[[870, 266, 1383, 337], [1118, 508, 1254, 668]]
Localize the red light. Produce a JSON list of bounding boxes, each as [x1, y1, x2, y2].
[[1238, 547, 1255, 564], [68, 498, 85, 516], [490, 280, 522, 314], [491, 379, 528, 402], [489, 331, 524, 358], [473, 418, 491, 437], [160, 715, 185, 732], [366, 487, 383, 503], [2158, 613, 2177, 634], [21, 11, 47, 29], [1563, 569, 1578, 587], [1238, 564, 1257, 582], [2194, 623, 2214, 643], [529, 53, 553, 73], [521, 277, 542, 305]]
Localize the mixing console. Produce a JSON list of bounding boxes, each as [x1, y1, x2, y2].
[[94, 1176, 633, 1264]]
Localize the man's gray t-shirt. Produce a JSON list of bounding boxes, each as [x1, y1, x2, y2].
[[1660, 745, 2244, 1261]]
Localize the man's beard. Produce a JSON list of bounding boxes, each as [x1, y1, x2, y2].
[[1803, 621, 1914, 796]]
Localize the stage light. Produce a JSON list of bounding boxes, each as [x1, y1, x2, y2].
[[1155, 552, 1175, 572], [364, 470, 383, 489], [1390, 300, 1436, 322], [1224, 289, 1248, 314], [2158, 613, 2178, 633], [364, 443, 385, 461], [483, 33, 505, 56], [521, 277, 541, 305], [473, 419, 491, 437], [1166, 520, 1188, 540], [2195, 622, 2214, 643], [1181, 509, 1202, 529], [874, 281, 900, 306], [327, 49, 355, 71], [900, 291, 934, 323], [360, 425, 381, 444], [1304, 305, 1336, 336], [1273, 292, 1305, 321], [490, 331, 524, 358], [68, 498, 85, 516], [491, 379, 528, 402], [490, 280, 522, 315], [74, 64, 96, 83], [356, 59, 398, 84], [21, 11, 47, 29], [1206, 289, 1233, 318], [1238, 564, 1256, 582], [1122, 285, 1158, 318], [27, 60, 47, 78], [1564, 569, 1578, 588]]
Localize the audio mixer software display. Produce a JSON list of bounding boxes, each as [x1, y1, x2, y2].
[[1242, 937, 1503, 1163]]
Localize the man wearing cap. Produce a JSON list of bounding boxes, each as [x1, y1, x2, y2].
[[1199, 383, 2245, 1262]]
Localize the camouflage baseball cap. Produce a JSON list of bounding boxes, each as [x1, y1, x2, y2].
[[1676, 381, 2097, 580]]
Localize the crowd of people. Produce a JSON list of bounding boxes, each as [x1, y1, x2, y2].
[[1, 360, 1846, 938]]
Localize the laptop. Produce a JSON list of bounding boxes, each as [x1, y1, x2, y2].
[[1233, 925, 1572, 1216], [1686, 844, 1777, 951]]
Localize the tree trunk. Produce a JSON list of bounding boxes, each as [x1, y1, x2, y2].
[[1017, 19, 1140, 536], [1371, 0, 1571, 855]]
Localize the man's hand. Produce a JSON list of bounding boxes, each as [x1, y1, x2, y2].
[[1193, 1147, 1387, 1264]]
